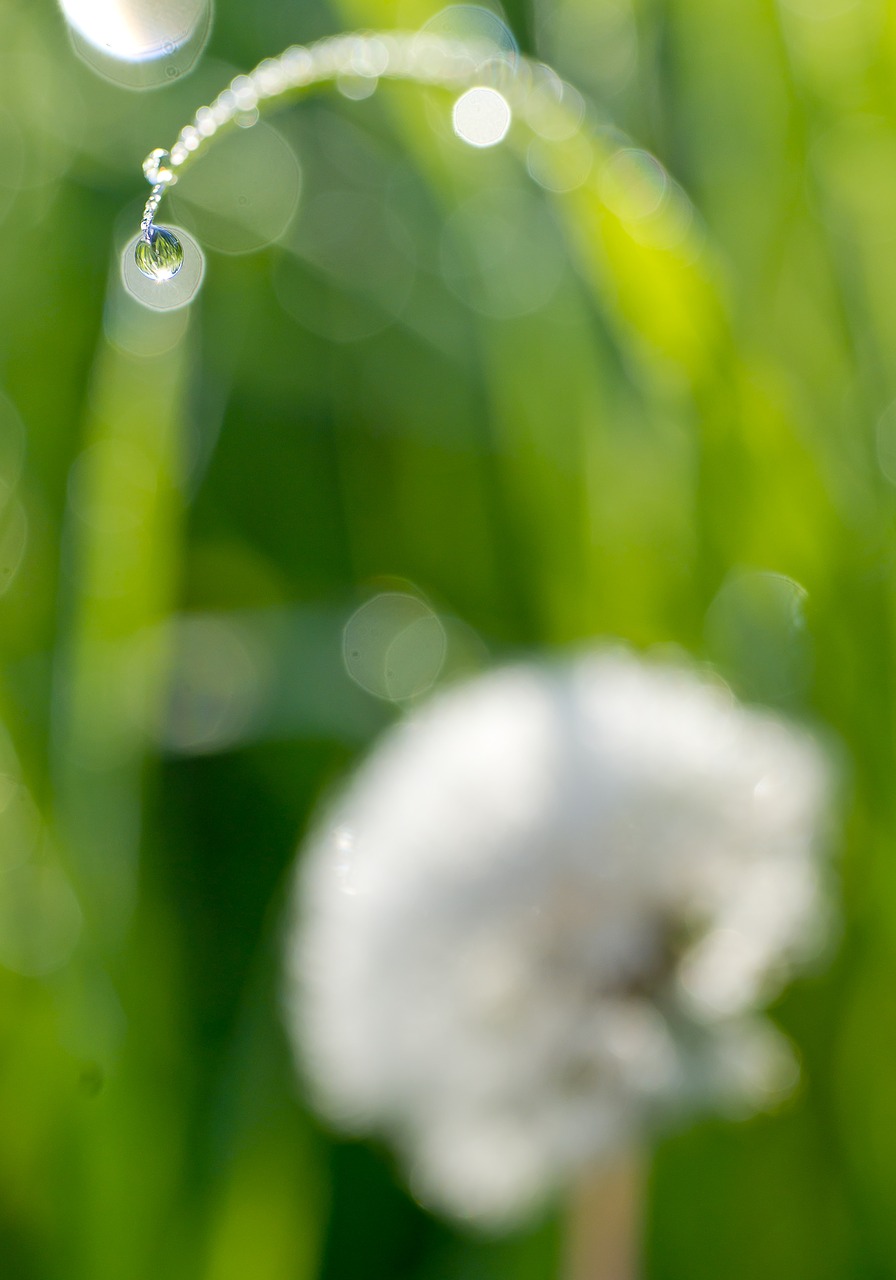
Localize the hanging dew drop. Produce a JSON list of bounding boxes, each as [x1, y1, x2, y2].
[[143, 148, 175, 185], [122, 226, 204, 309], [135, 227, 184, 281]]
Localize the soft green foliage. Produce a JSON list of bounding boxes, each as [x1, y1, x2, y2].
[[0, 0, 893, 1276]]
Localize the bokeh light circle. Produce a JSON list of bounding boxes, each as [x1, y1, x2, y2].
[[705, 570, 811, 705], [526, 133, 593, 193], [441, 187, 566, 319], [453, 87, 512, 148], [170, 123, 301, 255], [276, 178, 415, 342], [343, 593, 447, 702], [59, 0, 212, 88], [419, 5, 519, 68], [104, 290, 192, 359], [600, 148, 669, 223]]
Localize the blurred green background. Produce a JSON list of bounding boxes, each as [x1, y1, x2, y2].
[[2, 0, 896, 1276]]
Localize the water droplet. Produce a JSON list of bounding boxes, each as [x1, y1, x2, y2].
[[143, 147, 175, 185], [135, 227, 184, 281], [122, 226, 204, 310]]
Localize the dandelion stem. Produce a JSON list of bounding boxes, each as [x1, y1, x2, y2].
[[565, 1152, 644, 1280]]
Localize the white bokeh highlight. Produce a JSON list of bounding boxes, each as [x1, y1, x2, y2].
[[452, 86, 512, 148], [58, 0, 207, 61]]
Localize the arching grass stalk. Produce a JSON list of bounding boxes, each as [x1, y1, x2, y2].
[[134, 29, 615, 278]]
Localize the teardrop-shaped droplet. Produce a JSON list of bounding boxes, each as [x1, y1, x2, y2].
[[135, 227, 184, 281], [143, 148, 175, 185]]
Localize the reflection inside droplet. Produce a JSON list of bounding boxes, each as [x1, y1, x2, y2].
[[121, 225, 205, 311], [453, 87, 512, 148], [135, 226, 184, 281]]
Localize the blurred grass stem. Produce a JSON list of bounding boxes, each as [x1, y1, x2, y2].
[[565, 1152, 643, 1280]]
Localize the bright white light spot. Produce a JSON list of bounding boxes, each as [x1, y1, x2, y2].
[[58, 0, 207, 62], [453, 87, 511, 149]]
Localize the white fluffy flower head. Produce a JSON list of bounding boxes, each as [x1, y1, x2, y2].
[[285, 648, 833, 1226]]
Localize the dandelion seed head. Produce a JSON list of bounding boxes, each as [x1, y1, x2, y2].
[[285, 648, 834, 1225]]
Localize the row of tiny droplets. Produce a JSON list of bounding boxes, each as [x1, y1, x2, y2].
[[140, 30, 586, 237]]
